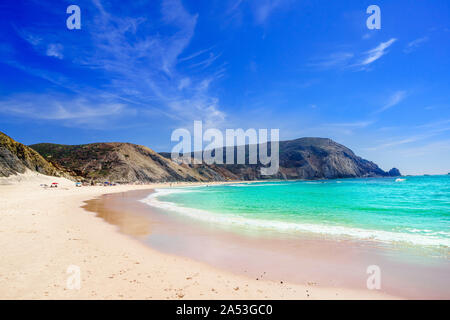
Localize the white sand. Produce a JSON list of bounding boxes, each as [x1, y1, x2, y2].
[[0, 171, 398, 299]]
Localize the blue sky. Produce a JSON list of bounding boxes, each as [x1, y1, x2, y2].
[[0, 0, 449, 174]]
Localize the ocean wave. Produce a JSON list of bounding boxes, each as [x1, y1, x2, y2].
[[225, 183, 290, 187], [141, 189, 450, 248], [152, 188, 199, 195]]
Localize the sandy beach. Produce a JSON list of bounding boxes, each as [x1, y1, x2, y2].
[[0, 172, 400, 300]]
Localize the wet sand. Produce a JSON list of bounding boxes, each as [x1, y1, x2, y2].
[[83, 189, 450, 299]]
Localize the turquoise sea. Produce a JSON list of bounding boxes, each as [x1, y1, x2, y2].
[[142, 176, 450, 248]]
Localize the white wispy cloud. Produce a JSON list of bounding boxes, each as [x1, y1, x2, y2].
[[327, 120, 375, 128], [314, 120, 375, 136], [356, 38, 397, 66], [253, 0, 288, 24], [9, 0, 227, 128], [18, 29, 64, 60], [0, 94, 132, 127], [364, 120, 450, 152], [188, 52, 222, 69], [178, 46, 215, 63], [420, 120, 450, 136], [87, 0, 226, 128], [46, 43, 63, 59], [308, 52, 354, 69], [227, 0, 244, 14], [159, 0, 199, 74], [367, 136, 423, 150], [375, 90, 407, 113], [177, 77, 191, 90], [310, 39, 397, 71], [18, 30, 42, 46], [397, 140, 450, 158], [226, 0, 291, 25], [404, 36, 428, 54]]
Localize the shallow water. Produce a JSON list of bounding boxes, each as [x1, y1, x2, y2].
[[143, 176, 450, 249]]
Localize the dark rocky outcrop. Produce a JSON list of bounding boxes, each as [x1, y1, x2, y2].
[[267, 137, 390, 179], [162, 137, 397, 181], [387, 168, 401, 177]]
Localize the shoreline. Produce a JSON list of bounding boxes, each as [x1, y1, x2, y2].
[[84, 187, 450, 299], [143, 182, 450, 248], [0, 172, 399, 299]]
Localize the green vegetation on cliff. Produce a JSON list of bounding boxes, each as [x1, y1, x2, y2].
[[0, 132, 69, 178]]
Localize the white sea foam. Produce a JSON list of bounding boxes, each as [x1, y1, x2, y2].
[[141, 188, 450, 248], [226, 183, 290, 187]]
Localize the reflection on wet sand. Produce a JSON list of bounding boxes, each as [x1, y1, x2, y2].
[[83, 189, 154, 238]]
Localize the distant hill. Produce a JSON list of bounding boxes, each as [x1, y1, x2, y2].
[[160, 137, 400, 180], [0, 131, 69, 178], [23, 136, 400, 183], [278, 137, 395, 179], [30, 142, 211, 183]]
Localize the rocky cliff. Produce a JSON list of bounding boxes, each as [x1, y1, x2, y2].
[[161, 137, 400, 180], [26, 136, 400, 183], [0, 132, 68, 178], [30, 142, 210, 183], [276, 137, 395, 179]]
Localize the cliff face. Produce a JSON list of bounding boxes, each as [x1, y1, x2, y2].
[[162, 137, 398, 180], [28, 137, 399, 183], [0, 132, 68, 178], [30, 142, 210, 183], [277, 137, 389, 179]]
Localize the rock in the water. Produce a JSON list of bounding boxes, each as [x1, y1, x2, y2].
[[388, 168, 401, 177]]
